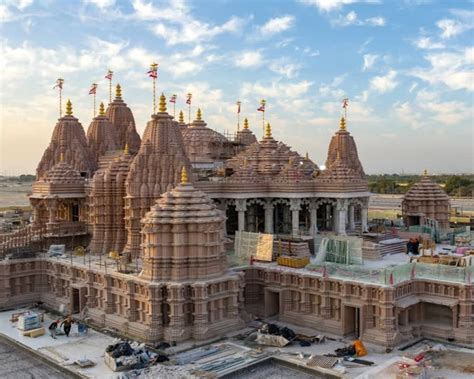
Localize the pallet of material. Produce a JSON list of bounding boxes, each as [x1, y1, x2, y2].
[[274, 241, 311, 258], [277, 256, 310, 268], [20, 327, 45, 337]]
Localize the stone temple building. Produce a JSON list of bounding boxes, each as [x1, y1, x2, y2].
[[0, 82, 472, 349], [402, 170, 451, 229]]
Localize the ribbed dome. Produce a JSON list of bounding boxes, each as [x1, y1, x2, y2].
[[105, 85, 141, 153], [86, 113, 118, 162], [404, 175, 449, 201], [36, 111, 96, 179], [226, 124, 318, 182], [319, 156, 360, 182], [181, 111, 230, 164], [325, 117, 365, 178], [44, 161, 84, 184], [143, 181, 224, 224]]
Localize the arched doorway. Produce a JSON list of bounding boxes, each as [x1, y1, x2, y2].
[[273, 200, 291, 235], [316, 200, 336, 232], [226, 204, 238, 235]]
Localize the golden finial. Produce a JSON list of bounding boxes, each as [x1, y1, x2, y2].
[[115, 84, 122, 98], [243, 118, 249, 129], [265, 122, 272, 138], [196, 108, 202, 121], [179, 110, 184, 123], [181, 166, 188, 184], [305, 151, 309, 160], [339, 116, 346, 130], [66, 99, 73, 116], [124, 143, 129, 154], [159, 93, 166, 112], [99, 102, 105, 116], [336, 150, 341, 160], [423, 169, 428, 176], [60, 152, 64, 162]]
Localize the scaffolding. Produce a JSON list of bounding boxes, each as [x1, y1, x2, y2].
[[233, 231, 273, 265], [314, 235, 363, 265]]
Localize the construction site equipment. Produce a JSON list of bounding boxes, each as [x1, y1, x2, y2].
[[20, 327, 45, 337], [314, 236, 363, 265]]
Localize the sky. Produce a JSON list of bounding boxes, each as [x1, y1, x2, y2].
[[0, 0, 473, 175]]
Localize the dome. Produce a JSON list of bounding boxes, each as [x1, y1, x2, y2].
[[44, 160, 85, 184], [140, 168, 226, 281], [325, 117, 365, 177], [181, 109, 232, 165], [105, 84, 141, 153], [403, 172, 450, 202], [36, 100, 96, 179], [226, 122, 318, 182], [87, 102, 119, 162]]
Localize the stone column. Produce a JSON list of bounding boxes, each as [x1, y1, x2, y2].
[[336, 199, 347, 236], [349, 204, 355, 230], [264, 199, 274, 234], [361, 199, 369, 233], [236, 199, 247, 232], [290, 199, 301, 237], [309, 202, 318, 235], [326, 203, 332, 230]]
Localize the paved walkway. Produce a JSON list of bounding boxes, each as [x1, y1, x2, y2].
[[0, 337, 74, 379]]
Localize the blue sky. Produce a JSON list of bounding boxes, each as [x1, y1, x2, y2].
[[1, 0, 473, 175]]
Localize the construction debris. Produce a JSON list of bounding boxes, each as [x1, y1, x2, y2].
[[104, 341, 165, 372]]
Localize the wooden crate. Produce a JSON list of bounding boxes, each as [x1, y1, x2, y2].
[[21, 327, 45, 337]]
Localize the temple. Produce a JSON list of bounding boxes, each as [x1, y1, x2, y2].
[[0, 81, 472, 350]]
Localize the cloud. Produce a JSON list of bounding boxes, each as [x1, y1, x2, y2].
[[413, 37, 445, 50], [269, 58, 301, 78], [369, 70, 398, 93], [241, 80, 313, 99], [436, 9, 474, 39], [410, 47, 474, 91], [331, 11, 386, 27], [0, 0, 34, 22], [318, 74, 347, 98], [299, 0, 380, 12], [83, 0, 116, 9], [235, 51, 264, 68], [362, 54, 378, 71], [258, 15, 295, 37], [132, 0, 246, 45]]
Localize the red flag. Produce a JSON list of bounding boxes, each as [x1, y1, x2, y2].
[[342, 98, 349, 109], [89, 84, 97, 95], [105, 70, 113, 80], [53, 78, 64, 89], [169, 94, 177, 103], [186, 93, 192, 105], [257, 104, 265, 112], [147, 69, 157, 78]]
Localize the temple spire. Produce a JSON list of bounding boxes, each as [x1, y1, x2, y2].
[[423, 169, 428, 176], [265, 122, 272, 138], [159, 93, 166, 112], [99, 102, 105, 116], [196, 108, 202, 121], [179, 110, 184, 123], [116, 83, 122, 99], [66, 99, 73, 116], [181, 166, 188, 184], [243, 118, 249, 129]]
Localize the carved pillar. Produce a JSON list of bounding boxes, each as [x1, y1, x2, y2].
[[336, 199, 347, 236], [326, 203, 332, 230], [236, 199, 247, 231], [264, 199, 274, 234], [290, 199, 301, 237], [361, 198, 369, 233], [349, 203, 355, 230], [309, 201, 318, 235]]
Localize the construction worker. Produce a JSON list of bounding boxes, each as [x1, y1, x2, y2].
[[48, 319, 60, 339], [61, 316, 74, 337]]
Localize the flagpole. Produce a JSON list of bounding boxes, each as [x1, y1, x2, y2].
[[59, 85, 62, 118], [94, 92, 96, 117], [236, 101, 241, 132], [109, 78, 112, 104], [149, 63, 158, 114], [187, 93, 192, 123], [173, 102, 176, 118], [260, 99, 266, 137]]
